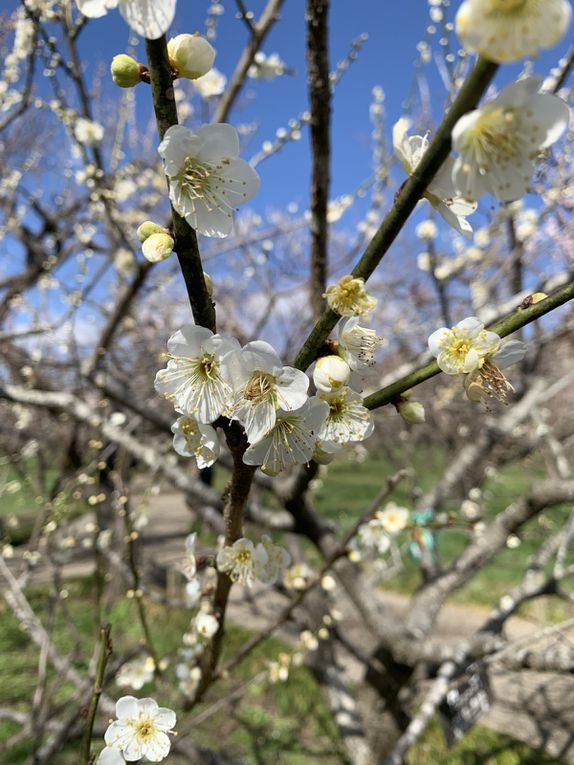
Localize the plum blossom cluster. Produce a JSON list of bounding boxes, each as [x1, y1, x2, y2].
[[216, 535, 291, 586], [97, 696, 176, 764], [154, 315, 382, 477], [393, 2, 571, 233], [428, 317, 527, 403]]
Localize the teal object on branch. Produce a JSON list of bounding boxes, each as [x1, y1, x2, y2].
[[408, 508, 437, 564]]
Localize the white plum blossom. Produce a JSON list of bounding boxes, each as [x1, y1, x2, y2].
[[104, 696, 176, 762], [216, 537, 264, 585], [185, 579, 201, 608], [248, 51, 286, 81], [456, 0, 572, 63], [158, 124, 260, 237], [356, 519, 391, 555], [429, 318, 526, 402], [75, 0, 176, 40], [171, 415, 220, 468], [313, 355, 351, 393], [324, 275, 377, 317], [193, 67, 227, 98], [195, 611, 219, 638], [243, 397, 329, 476], [116, 656, 156, 691], [394, 117, 477, 238], [316, 387, 374, 445], [377, 503, 410, 535], [176, 664, 202, 697], [415, 219, 438, 240], [154, 325, 239, 424], [283, 562, 315, 590], [428, 316, 500, 375], [167, 34, 215, 80], [228, 341, 309, 444], [335, 316, 382, 372], [74, 118, 104, 146], [452, 78, 570, 203], [254, 535, 291, 585], [181, 532, 197, 580]]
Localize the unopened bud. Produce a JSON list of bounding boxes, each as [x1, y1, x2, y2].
[[313, 355, 351, 393], [397, 399, 425, 424], [203, 272, 213, 297], [110, 54, 141, 88], [530, 292, 547, 304], [142, 233, 174, 263], [137, 221, 165, 243], [167, 34, 216, 80]]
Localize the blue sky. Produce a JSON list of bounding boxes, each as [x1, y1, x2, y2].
[[7, 0, 572, 220]]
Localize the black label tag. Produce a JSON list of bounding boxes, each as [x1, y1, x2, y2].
[[439, 667, 492, 748]]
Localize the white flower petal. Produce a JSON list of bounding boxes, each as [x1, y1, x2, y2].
[[428, 327, 449, 357], [118, 0, 176, 40], [142, 730, 172, 762], [97, 747, 125, 765], [492, 339, 526, 369], [115, 696, 139, 720], [76, 0, 118, 18], [197, 123, 240, 160]]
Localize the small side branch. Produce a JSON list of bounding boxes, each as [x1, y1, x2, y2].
[[80, 624, 113, 765]]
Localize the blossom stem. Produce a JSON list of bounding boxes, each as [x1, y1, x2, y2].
[[145, 37, 216, 331], [80, 623, 112, 764], [363, 278, 574, 411], [292, 56, 499, 371]]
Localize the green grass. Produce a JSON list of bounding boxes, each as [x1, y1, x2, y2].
[[2, 449, 572, 763], [0, 578, 566, 764], [312, 449, 574, 609]]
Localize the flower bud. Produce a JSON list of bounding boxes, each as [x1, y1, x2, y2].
[[397, 400, 425, 424], [203, 272, 213, 297], [137, 220, 165, 242], [167, 34, 216, 80], [110, 54, 141, 88], [313, 355, 351, 393], [530, 292, 547, 304], [142, 232, 174, 263]]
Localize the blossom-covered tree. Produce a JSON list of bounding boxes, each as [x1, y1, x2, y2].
[[1, 1, 574, 764]]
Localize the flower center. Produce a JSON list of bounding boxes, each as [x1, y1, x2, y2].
[[243, 371, 276, 403], [464, 107, 520, 166], [181, 157, 215, 200], [132, 717, 157, 741], [448, 338, 471, 360], [328, 397, 348, 420], [197, 353, 217, 380], [181, 418, 199, 437]]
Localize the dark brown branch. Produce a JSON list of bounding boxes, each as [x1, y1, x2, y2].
[[306, 0, 331, 320], [145, 36, 216, 331]]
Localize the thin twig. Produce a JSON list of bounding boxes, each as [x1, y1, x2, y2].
[[80, 624, 112, 765]]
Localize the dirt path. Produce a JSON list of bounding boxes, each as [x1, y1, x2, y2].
[[8, 490, 574, 762]]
